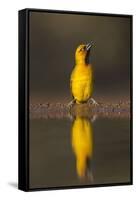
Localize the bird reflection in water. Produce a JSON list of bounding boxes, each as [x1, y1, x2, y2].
[[71, 113, 96, 181]]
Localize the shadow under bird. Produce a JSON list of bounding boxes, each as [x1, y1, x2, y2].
[[68, 43, 98, 107]]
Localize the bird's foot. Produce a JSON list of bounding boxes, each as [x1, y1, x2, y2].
[[89, 98, 99, 106], [67, 99, 75, 109], [67, 112, 74, 121], [67, 100, 75, 121]]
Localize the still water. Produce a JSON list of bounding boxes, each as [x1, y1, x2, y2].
[[29, 116, 130, 189]]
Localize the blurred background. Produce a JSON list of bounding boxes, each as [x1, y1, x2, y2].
[[29, 11, 131, 103]]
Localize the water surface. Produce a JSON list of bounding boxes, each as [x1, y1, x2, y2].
[[29, 117, 130, 189]]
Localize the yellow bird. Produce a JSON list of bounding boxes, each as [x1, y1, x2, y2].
[[71, 116, 93, 178], [68, 43, 97, 106]]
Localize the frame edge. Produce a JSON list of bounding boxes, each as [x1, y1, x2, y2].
[[18, 9, 29, 192]]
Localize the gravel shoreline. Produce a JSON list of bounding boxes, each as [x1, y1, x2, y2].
[[30, 101, 130, 119]]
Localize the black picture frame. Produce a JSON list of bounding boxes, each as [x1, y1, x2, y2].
[[18, 8, 133, 192]]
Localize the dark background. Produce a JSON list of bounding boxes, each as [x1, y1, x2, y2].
[[29, 11, 131, 103]]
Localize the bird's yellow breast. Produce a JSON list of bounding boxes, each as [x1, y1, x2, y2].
[[71, 64, 93, 103]]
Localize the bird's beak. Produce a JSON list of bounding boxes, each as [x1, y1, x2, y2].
[[86, 43, 93, 51]]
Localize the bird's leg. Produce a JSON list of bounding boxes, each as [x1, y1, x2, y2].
[[67, 99, 76, 121], [89, 98, 98, 106], [67, 111, 74, 121], [67, 99, 76, 108]]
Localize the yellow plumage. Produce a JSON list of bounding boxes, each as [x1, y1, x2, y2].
[[71, 117, 93, 178], [70, 44, 93, 104]]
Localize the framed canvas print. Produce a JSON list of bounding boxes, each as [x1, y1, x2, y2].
[[19, 8, 133, 191]]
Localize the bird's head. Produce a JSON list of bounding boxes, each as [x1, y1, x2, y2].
[[75, 43, 93, 64]]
